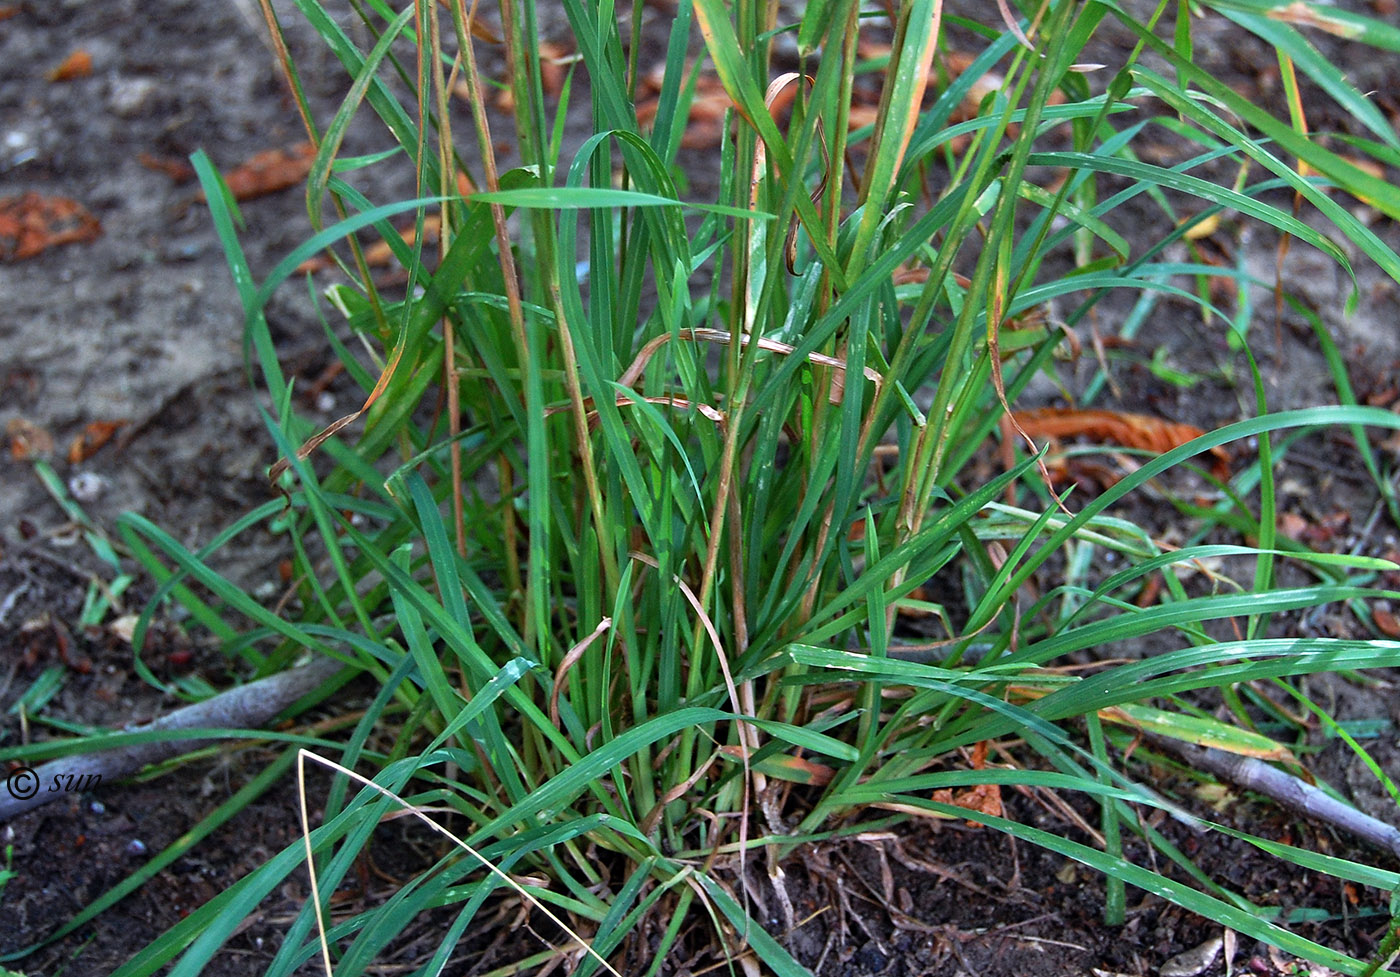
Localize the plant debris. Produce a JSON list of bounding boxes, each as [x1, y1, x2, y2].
[[7, 417, 54, 460], [1009, 406, 1232, 480], [67, 419, 130, 464], [47, 48, 93, 81], [0, 193, 103, 262], [201, 142, 316, 202]]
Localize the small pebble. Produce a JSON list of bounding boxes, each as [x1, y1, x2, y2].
[[315, 391, 336, 413], [68, 471, 106, 503], [126, 838, 147, 856], [108, 77, 157, 117], [1160, 936, 1223, 977], [89, 800, 105, 814]]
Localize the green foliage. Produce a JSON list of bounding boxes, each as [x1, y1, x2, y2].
[[10, 0, 1400, 973]]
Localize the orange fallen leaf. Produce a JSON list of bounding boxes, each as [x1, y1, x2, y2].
[[67, 420, 130, 463], [538, 41, 572, 98], [297, 215, 443, 274], [139, 152, 196, 184], [48, 49, 93, 82], [202, 143, 316, 202], [0, 5, 21, 21], [636, 66, 732, 149], [1372, 605, 1400, 638], [0, 193, 103, 262], [1010, 406, 1231, 479], [7, 417, 54, 460], [1277, 511, 1310, 542], [930, 741, 1003, 825]]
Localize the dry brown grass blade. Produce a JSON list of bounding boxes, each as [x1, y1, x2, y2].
[[753, 73, 831, 276], [548, 616, 612, 729], [544, 391, 726, 429], [434, 0, 500, 42], [640, 751, 721, 835], [267, 409, 363, 489], [995, 0, 1034, 50]]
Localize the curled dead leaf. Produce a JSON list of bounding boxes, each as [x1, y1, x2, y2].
[[7, 417, 54, 460], [139, 152, 196, 184], [201, 143, 316, 202], [635, 66, 731, 149], [930, 742, 1003, 824], [297, 215, 443, 274], [67, 419, 130, 463], [1010, 407, 1231, 480], [1372, 605, 1400, 639], [538, 41, 572, 97], [48, 49, 93, 82], [0, 193, 103, 262]]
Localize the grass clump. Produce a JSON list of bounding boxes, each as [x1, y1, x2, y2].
[[9, 0, 1400, 973]]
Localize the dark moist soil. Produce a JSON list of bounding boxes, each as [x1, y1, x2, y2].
[[3, 1, 1400, 975]]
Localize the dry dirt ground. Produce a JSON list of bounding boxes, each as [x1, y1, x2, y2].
[[3, 1, 1400, 975]]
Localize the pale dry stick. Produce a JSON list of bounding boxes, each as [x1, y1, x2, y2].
[[0, 655, 344, 821], [295, 749, 623, 977], [1150, 735, 1400, 861], [548, 616, 612, 729]]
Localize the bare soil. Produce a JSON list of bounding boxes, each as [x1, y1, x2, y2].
[[2, 1, 1399, 975]]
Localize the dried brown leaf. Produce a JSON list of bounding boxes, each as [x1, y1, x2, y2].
[[1011, 406, 1231, 478], [930, 742, 1003, 824], [205, 142, 316, 202], [297, 216, 442, 274], [1374, 606, 1400, 638], [538, 41, 571, 97], [48, 49, 93, 82], [635, 69, 731, 149], [0, 193, 102, 262], [67, 419, 130, 463], [7, 417, 54, 460], [139, 152, 196, 184]]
